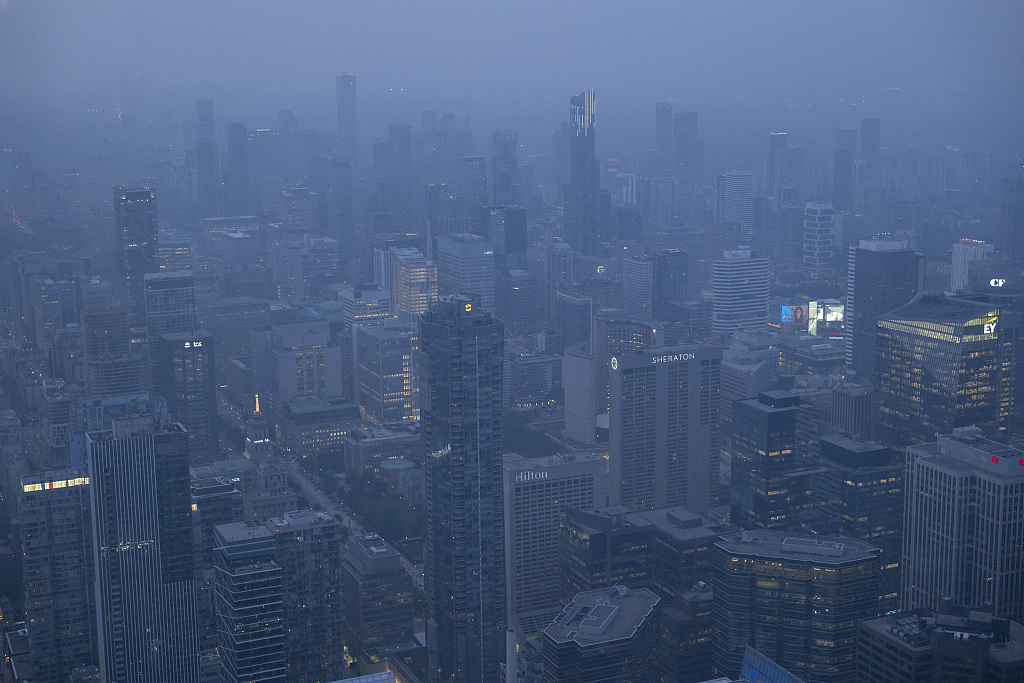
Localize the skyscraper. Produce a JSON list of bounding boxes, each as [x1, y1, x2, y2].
[[436, 233, 497, 313], [902, 429, 1024, 622], [223, 122, 251, 216], [832, 128, 857, 211], [999, 175, 1024, 257], [846, 237, 924, 382], [213, 521, 286, 683], [421, 295, 506, 683], [608, 344, 722, 513], [765, 132, 788, 198], [803, 202, 835, 273], [655, 102, 673, 175], [859, 118, 880, 163], [355, 320, 420, 424], [144, 270, 197, 386], [114, 187, 158, 322], [874, 295, 1008, 450], [491, 130, 519, 206], [503, 452, 608, 636], [153, 331, 218, 463], [196, 99, 217, 218], [712, 247, 771, 334], [672, 111, 701, 184], [564, 90, 601, 253], [712, 531, 880, 682], [336, 74, 357, 162], [715, 170, 754, 242], [18, 470, 97, 683], [390, 248, 438, 323], [87, 413, 199, 682]]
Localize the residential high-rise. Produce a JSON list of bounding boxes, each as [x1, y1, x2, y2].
[[951, 238, 994, 292], [491, 130, 519, 206], [712, 531, 880, 683], [421, 295, 506, 683], [803, 202, 834, 273], [715, 170, 754, 242], [846, 237, 924, 381], [336, 74, 357, 162], [874, 295, 1009, 450], [114, 187, 158, 321], [608, 345, 722, 512], [340, 533, 415, 662], [730, 391, 821, 531], [223, 122, 251, 216], [153, 331, 218, 463], [902, 429, 1024, 623], [87, 413, 199, 682], [18, 470, 97, 683], [213, 521, 286, 683], [503, 453, 608, 637], [542, 586, 660, 683], [266, 510, 345, 683], [436, 233, 496, 313], [712, 247, 771, 334], [196, 100, 217, 218], [655, 102, 673, 175]]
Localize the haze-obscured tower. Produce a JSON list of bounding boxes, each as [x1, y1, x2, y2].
[[564, 90, 600, 253], [421, 295, 506, 683], [655, 102, 673, 175], [491, 130, 519, 206], [336, 74, 357, 162], [114, 187, 158, 322], [196, 99, 217, 218], [223, 122, 251, 216]]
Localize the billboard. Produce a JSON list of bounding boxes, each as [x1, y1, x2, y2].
[[809, 301, 844, 336], [781, 304, 809, 331]]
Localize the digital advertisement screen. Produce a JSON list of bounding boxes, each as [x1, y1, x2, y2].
[[781, 304, 809, 331]]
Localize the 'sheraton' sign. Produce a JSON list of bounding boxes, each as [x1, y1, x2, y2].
[[652, 353, 695, 364]]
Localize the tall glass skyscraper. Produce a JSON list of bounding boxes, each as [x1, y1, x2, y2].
[[113, 187, 157, 324], [421, 295, 506, 683], [87, 413, 199, 682]]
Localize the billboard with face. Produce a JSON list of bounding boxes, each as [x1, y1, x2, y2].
[[781, 304, 809, 331]]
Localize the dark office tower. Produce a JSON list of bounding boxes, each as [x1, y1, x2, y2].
[[267, 510, 345, 683], [487, 205, 528, 269], [154, 331, 217, 464], [144, 270, 196, 385], [556, 292, 594, 348], [730, 391, 820, 531], [672, 111, 700, 184], [765, 132, 788, 198], [559, 507, 656, 604], [336, 74, 357, 162], [846, 237, 924, 382], [903, 430, 1024, 623], [816, 435, 902, 613], [421, 295, 506, 683], [491, 130, 519, 206], [341, 533, 415, 662], [609, 345, 722, 513], [712, 531, 880, 683], [564, 90, 601, 253], [223, 122, 251, 216], [1000, 176, 1024, 257], [19, 471, 97, 683], [860, 118, 880, 162], [458, 155, 488, 207], [542, 586, 660, 683], [832, 129, 856, 211], [196, 99, 217, 218], [375, 123, 415, 224], [655, 102, 673, 174], [113, 186, 157, 320], [623, 251, 688, 322], [874, 296, 1008, 450], [87, 413, 199, 682], [213, 521, 286, 683]]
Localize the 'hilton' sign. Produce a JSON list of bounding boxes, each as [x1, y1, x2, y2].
[[515, 471, 549, 483]]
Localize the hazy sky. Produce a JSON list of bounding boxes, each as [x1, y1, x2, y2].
[[2, 0, 1022, 166]]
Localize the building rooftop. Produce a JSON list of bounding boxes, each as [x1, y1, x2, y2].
[[907, 429, 1024, 480], [544, 586, 659, 647], [267, 509, 338, 532], [215, 520, 274, 545], [716, 530, 879, 564], [881, 293, 997, 325], [634, 506, 727, 544]]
